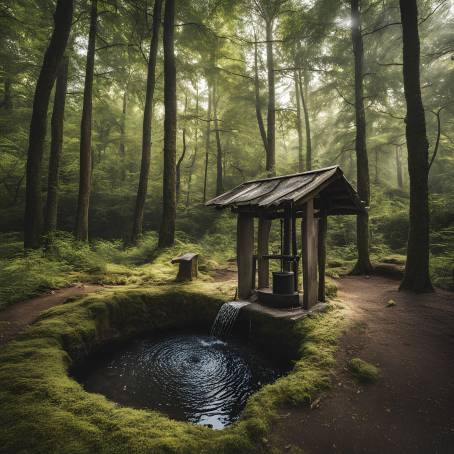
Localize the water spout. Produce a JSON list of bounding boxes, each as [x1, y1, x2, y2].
[[211, 301, 250, 338]]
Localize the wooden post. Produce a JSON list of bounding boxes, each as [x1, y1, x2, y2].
[[301, 199, 318, 309], [237, 213, 254, 299], [318, 211, 327, 302], [283, 203, 292, 271], [257, 217, 271, 288], [292, 208, 298, 290]]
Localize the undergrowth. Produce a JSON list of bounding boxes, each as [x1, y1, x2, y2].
[[0, 229, 237, 310]]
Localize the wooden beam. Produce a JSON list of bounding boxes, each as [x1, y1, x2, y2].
[[292, 207, 298, 289], [283, 203, 292, 271], [237, 213, 254, 299], [318, 211, 327, 302], [301, 199, 318, 309], [257, 217, 271, 288]]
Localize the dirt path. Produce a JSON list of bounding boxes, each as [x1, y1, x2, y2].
[[0, 284, 103, 346], [270, 275, 454, 454]]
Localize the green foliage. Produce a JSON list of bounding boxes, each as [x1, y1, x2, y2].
[[0, 250, 72, 309], [348, 358, 379, 383]]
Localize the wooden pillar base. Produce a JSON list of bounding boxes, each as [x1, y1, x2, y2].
[[237, 213, 254, 299], [318, 212, 327, 302], [257, 218, 271, 288], [302, 199, 318, 310]]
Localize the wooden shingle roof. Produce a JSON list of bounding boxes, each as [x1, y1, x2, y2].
[[206, 166, 366, 216]]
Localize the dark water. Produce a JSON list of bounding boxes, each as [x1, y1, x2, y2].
[[77, 334, 280, 429]]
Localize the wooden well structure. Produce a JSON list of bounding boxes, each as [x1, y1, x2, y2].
[[206, 166, 365, 310]]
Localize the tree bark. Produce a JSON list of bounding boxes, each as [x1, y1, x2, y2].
[[254, 38, 268, 157], [294, 70, 304, 172], [131, 0, 163, 244], [213, 75, 223, 196], [186, 82, 199, 207], [396, 146, 403, 189], [158, 0, 177, 247], [44, 56, 69, 236], [297, 71, 312, 171], [23, 0, 73, 249], [2, 77, 13, 110], [176, 93, 188, 202], [202, 83, 212, 203], [375, 148, 379, 184], [265, 19, 276, 175], [176, 129, 187, 202], [75, 0, 97, 242], [350, 0, 373, 274], [399, 0, 433, 292], [119, 87, 127, 158]]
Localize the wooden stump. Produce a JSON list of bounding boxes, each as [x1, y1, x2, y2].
[[171, 253, 198, 281]]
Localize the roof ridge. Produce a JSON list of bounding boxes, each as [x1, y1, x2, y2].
[[243, 165, 340, 184]]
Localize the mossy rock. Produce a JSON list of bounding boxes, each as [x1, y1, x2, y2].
[[386, 299, 396, 307], [348, 358, 379, 383]]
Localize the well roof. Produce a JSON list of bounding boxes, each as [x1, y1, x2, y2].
[[206, 166, 365, 216]]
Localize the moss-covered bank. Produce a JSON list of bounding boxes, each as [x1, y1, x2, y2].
[[0, 282, 345, 453]]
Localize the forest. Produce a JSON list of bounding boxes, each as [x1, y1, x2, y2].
[[0, 0, 453, 297], [0, 0, 454, 453]]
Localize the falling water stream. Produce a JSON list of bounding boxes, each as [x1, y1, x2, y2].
[[210, 301, 250, 338]]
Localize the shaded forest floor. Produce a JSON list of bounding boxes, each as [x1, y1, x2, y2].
[[270, 275, 454, 454]]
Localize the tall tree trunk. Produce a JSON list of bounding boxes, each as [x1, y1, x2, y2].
[[265, 19, 276, 175], [75, 0, 97, 242], [176, 130, 187, 202], [131, 0, 163, 244], [23, 0, 73, 249], [298, 71, 312, 171], [213, 75, 223, 196], [294, 70, 304, 172], [118, 87, 127, 181], [202, 83, 212, 203], [254, 38, 268, 157], [351, 0, 373, 274], [375, 148, 379, 184], [2, 77, 12, 110], [158, 0, 177, 247], [176, 93, 188, 202], [44, 56, 69, 236], [396, 146, 403, 189], [399, 0, 433, 292], [186, 83, 199, 207]]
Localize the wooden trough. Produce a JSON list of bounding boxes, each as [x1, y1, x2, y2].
[[206, 166, 365, 310]]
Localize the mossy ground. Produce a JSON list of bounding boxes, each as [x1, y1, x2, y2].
[[0, 276, 346, 454]]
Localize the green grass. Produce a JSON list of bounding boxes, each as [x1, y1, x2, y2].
[[0, 230, 237, 310], [348, 358, 380, 383], [0, 280, 346, 453]]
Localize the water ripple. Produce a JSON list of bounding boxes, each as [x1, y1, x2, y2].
[[79, 334, 279, 429]]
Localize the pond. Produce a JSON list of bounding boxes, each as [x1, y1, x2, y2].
[[76, 333, 281, 429]]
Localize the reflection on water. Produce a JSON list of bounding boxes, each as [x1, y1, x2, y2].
[[78, 334, 280, 429]]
